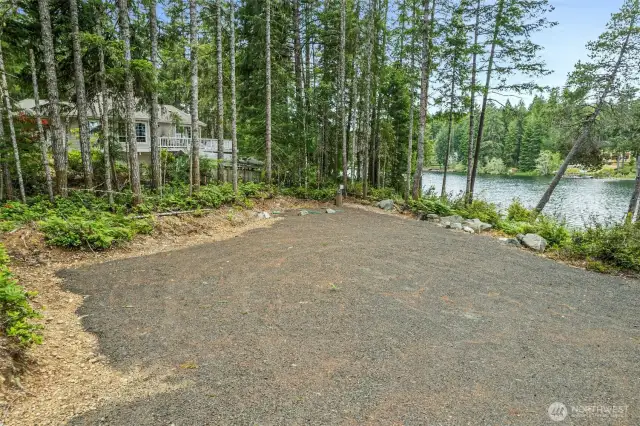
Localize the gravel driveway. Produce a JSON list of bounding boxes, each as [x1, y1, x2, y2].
[[61, 207, 639, 425]]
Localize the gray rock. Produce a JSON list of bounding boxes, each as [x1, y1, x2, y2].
[[462, 219, 493, 232], [520, 233, 547, 252], [257, 211, 271, 219], [450, 222, 463, 231], [326, 208, 336, 214], [463, 226, 475, 234], [443, 221, 452, 228], [426, 214, 440, 221], [377, 199, 394, 210], [440, 215, 464, 225], [499, 237, 521, 247], [298, 210, 309, 216]]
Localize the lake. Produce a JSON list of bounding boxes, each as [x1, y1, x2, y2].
[[422, 172, 636, 227]]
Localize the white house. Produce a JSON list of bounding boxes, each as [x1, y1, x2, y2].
[[16, 99, 232, 164]]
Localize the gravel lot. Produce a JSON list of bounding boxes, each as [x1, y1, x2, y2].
[[61, 207, 639, 425]]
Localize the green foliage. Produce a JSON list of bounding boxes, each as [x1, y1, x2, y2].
[[408, 197, 454, 217], [0, 183, 270, 250], [535, 150, 562, 175], [481, 158, 507, 175], [506, 199, 535, 222], [0, 244, 42, 347], [455, 200, 502, 225], [535, 216, 571, 248], [569, 222, 640, 272]]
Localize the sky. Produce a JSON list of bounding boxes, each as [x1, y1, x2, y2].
[[510, 0, 622, 103]]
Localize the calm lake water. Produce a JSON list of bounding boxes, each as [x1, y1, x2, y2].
[[422, 172, 635, 227]]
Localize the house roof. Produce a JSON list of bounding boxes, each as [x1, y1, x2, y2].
[[16, 99, 206, 127]]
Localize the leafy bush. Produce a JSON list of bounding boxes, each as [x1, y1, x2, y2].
[[569, 222, 640, 272], [39, 214, 152, 249], [481, 157, 506, 175], [535, 216, 571, 248], [535, 151, 562, 176], [455, 200, 501, 225], [497, 220, 538, 236], [409, 197, 453, 217], [507, 200, 534, 222], [0, 244, 42, 346]]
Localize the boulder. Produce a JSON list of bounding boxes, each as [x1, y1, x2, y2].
[[440, 215, 464, 225], [298, 210, 309, 216], [326, 208, 336, 214], [499, 237, 521, 247], [450, 222, 463, 231], [520, 233, 547, 252], [462, 226, 475, 234], [257, 211, 271, 220], [462, 218, 492, 233], [423, 213, 439, 222], [377, 199, 394, 211], [443, 221, 451, 228]]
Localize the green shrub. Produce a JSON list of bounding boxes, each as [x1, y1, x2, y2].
[[0, 244, 42, 346], [456, 200, 501, 225], [535, 216, 571, 248], [408, 197, 453, 216], [497, 220, 537, 236], [569, 222, 640, 272], [507, 200, 534, 222]]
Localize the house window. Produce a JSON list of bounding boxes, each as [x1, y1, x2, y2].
[[177, 125, 192, 139], [135, 123, 146, 144]]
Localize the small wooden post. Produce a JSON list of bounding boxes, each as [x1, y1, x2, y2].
[[335, 185, 343, 207]]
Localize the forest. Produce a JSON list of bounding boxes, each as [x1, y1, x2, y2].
[[0, 0, 637, 219]]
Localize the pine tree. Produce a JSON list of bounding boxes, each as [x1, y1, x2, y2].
[[118, 0, 142, 205], [38, 0, 67, 196], [69, 0, 93, 189], [230, 0, 238, 193], [216, 0, 225, 182], [149, 0, 161, 190], [29, 49, 54, 202], [189, 0, 200, 192]]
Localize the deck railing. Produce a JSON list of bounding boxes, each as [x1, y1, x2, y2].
[[159, 137, 231, 152]]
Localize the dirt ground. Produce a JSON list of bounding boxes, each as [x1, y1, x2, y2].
[[3, 202, 639, 425], [0, 197, 324, 425]]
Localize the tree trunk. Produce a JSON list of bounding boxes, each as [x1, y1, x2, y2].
[[627, 153, 640, 221], [70, 0, 93, 189], [465, 0, 480, 201], [265, 0, 272, 183], [149, 0, 161, 190], [96, 18, 114, 205], [118, 0, 142, 205], [468, 0, 505, 203], [38, 0, 67, 196], [536, 13, 635, 213], [441, 73, 456, 199], [411, 0, 435, 199], [340, 0, 347, 192], [29, 49, 55, 202], [216, 0, 225, 182], [189, 0, 200, 192], [362, 0, 374, 198], [230, 0, 238, 193], [0, 42, 26, 203], [294, 0, 307, 189]]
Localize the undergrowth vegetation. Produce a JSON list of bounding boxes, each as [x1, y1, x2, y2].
[[0, 244, 42, 347], [0, 182, 271, 250], [409, 196, 640, 274]]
